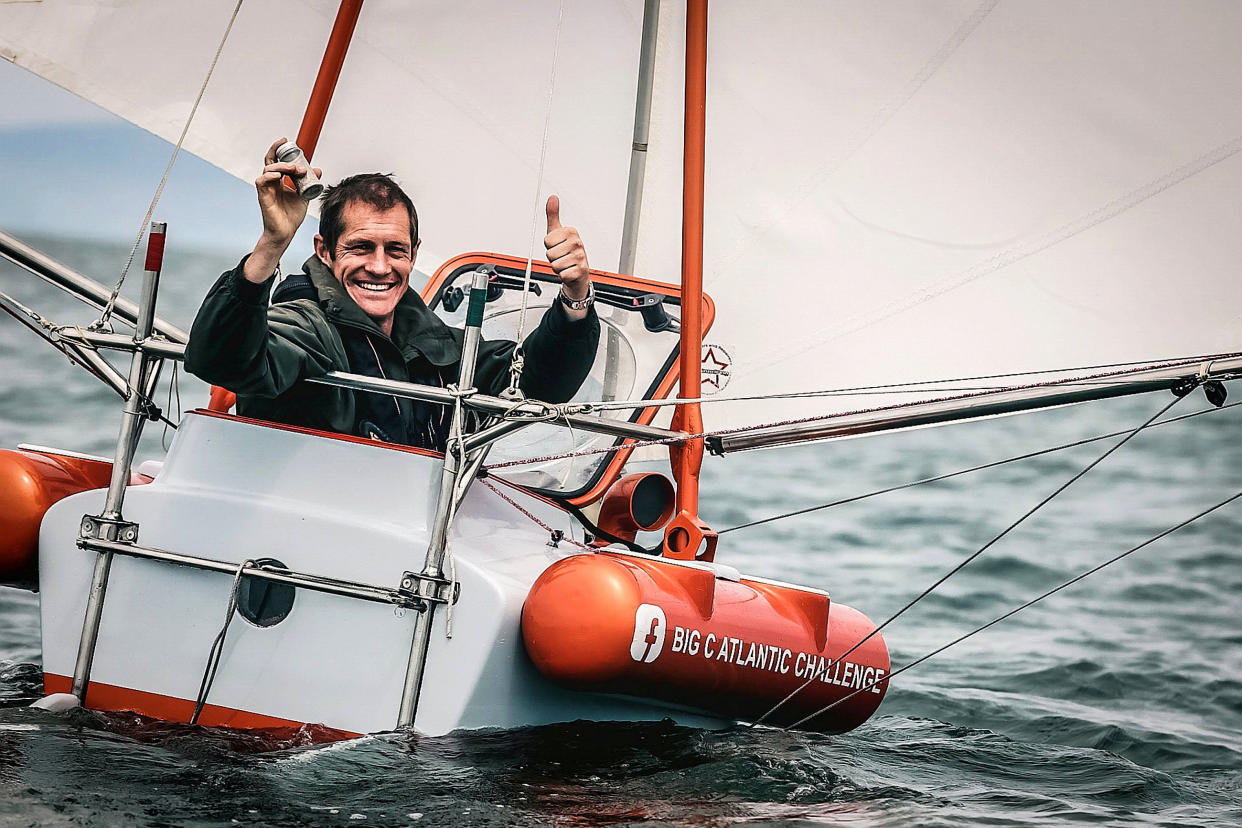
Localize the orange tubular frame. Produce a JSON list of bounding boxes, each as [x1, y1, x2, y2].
[[665, 0, 710, 558], [422, 252, 715, 508]]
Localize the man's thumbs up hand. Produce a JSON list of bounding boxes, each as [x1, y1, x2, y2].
[[543, 195, 592, 317]]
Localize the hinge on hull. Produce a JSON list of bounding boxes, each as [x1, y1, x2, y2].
[[78, 515, 138, 545], [398, 570, 459, 612]]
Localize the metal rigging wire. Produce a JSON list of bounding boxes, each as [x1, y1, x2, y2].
[[721, 399, 1241, 535], [750, 391, 1185, 727], [504, 0, 568, 400], [94, 0, 245, 331], [781, 487, 1242, 731], [580, 351, 1242, 413]]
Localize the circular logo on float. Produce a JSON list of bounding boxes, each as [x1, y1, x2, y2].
[[630, 603, 667, 663], [701, 344, 733, 394]]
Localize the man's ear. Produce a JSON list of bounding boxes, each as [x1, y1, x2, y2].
[[412, 238, 421, 265], [313, 234, 332, 267]]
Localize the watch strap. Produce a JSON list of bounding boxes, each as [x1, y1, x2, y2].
[[558, 281, 595, 310]]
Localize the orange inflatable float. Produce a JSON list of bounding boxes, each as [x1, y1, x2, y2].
[[522, 550, 889, 732], [0, 448, 143, 587]]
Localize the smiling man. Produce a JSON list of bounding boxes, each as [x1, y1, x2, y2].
[[185, 139, 599, 449]]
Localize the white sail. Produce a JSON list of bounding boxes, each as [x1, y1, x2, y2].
[[0, 1, 639, 266], [4, 1, 1242, 439], [633, 1, 1242, 434]]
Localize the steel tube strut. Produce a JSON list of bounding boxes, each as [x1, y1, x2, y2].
[[310, 374, 683, 443], [47, 329, 688, 445], [0, 290, 131, 399], [713, 356, 1242, 452], [618, 0, 661, 276], [80, 538, 410, 606], [397, 267, 491, 727], [71, 223, 166, 701], [66, 331, 187, 359], [0, 229, 187, 342]]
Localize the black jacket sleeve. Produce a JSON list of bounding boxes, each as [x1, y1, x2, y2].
[[184, 260, 340, 398]]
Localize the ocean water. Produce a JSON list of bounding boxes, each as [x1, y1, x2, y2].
[[1, 235, 1240, 826]]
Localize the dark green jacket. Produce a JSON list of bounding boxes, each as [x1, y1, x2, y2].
[[185, 256, 599, 449]]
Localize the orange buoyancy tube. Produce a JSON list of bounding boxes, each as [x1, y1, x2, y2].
[[521, 551, 890, 733], [0, 449, 144, 587]]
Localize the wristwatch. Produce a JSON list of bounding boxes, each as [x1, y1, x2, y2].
[[558, 281, 595, 311]]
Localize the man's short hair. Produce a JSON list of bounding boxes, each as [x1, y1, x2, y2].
[[318, 173, 419, 256]]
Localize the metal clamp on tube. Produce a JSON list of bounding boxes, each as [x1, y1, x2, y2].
[[397, 265, 490, 727], [71, 222, 167, 702]]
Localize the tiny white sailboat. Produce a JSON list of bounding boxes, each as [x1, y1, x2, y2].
[[2, 1, 1241, 738]]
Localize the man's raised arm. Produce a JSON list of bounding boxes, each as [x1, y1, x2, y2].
[[506, 195, 600, 403], [185, 138, 330, 397]]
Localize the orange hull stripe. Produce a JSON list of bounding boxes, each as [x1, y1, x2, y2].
[[43, 673, 358, 738]]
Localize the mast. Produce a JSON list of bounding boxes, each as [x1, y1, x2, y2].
[[207, 0, 363, 414], [665, 0, 711, 558], [296, 0, 364, 158], [618, 0, 661, 275]]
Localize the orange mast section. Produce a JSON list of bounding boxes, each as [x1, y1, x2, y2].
[[208, 0, 363, 414], [296, 0, 364, 158], [670, 0, 708, 520], [664, 0, 715, 561]]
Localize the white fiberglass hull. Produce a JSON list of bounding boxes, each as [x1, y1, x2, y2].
[[37, 411, 725, 736]]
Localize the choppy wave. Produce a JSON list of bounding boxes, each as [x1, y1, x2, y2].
[[1, 235, 1240, 825]]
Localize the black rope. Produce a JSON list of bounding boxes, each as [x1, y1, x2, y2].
[[162, 361, 183, 451], [783, 487, 1242, 730], [721, 399, 1239, 535], [125, 382, 178, 432], [190, 559, 253, 725], [750, 391, 1182, 727]]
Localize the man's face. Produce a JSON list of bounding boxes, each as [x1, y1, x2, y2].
[[315, 201, 418, 332]]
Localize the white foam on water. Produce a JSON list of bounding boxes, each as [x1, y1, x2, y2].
[[271, 733, 380, 765]]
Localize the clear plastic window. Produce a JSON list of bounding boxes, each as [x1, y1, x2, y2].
[[430, 266, 682, 497]]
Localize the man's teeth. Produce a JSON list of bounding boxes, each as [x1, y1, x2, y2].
[[358, 282, 393, 292]]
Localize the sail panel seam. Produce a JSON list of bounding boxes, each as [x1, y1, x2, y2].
[[705, 0, 1000, 300]]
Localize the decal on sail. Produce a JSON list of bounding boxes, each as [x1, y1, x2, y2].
[[700, 344, 733, 394]]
